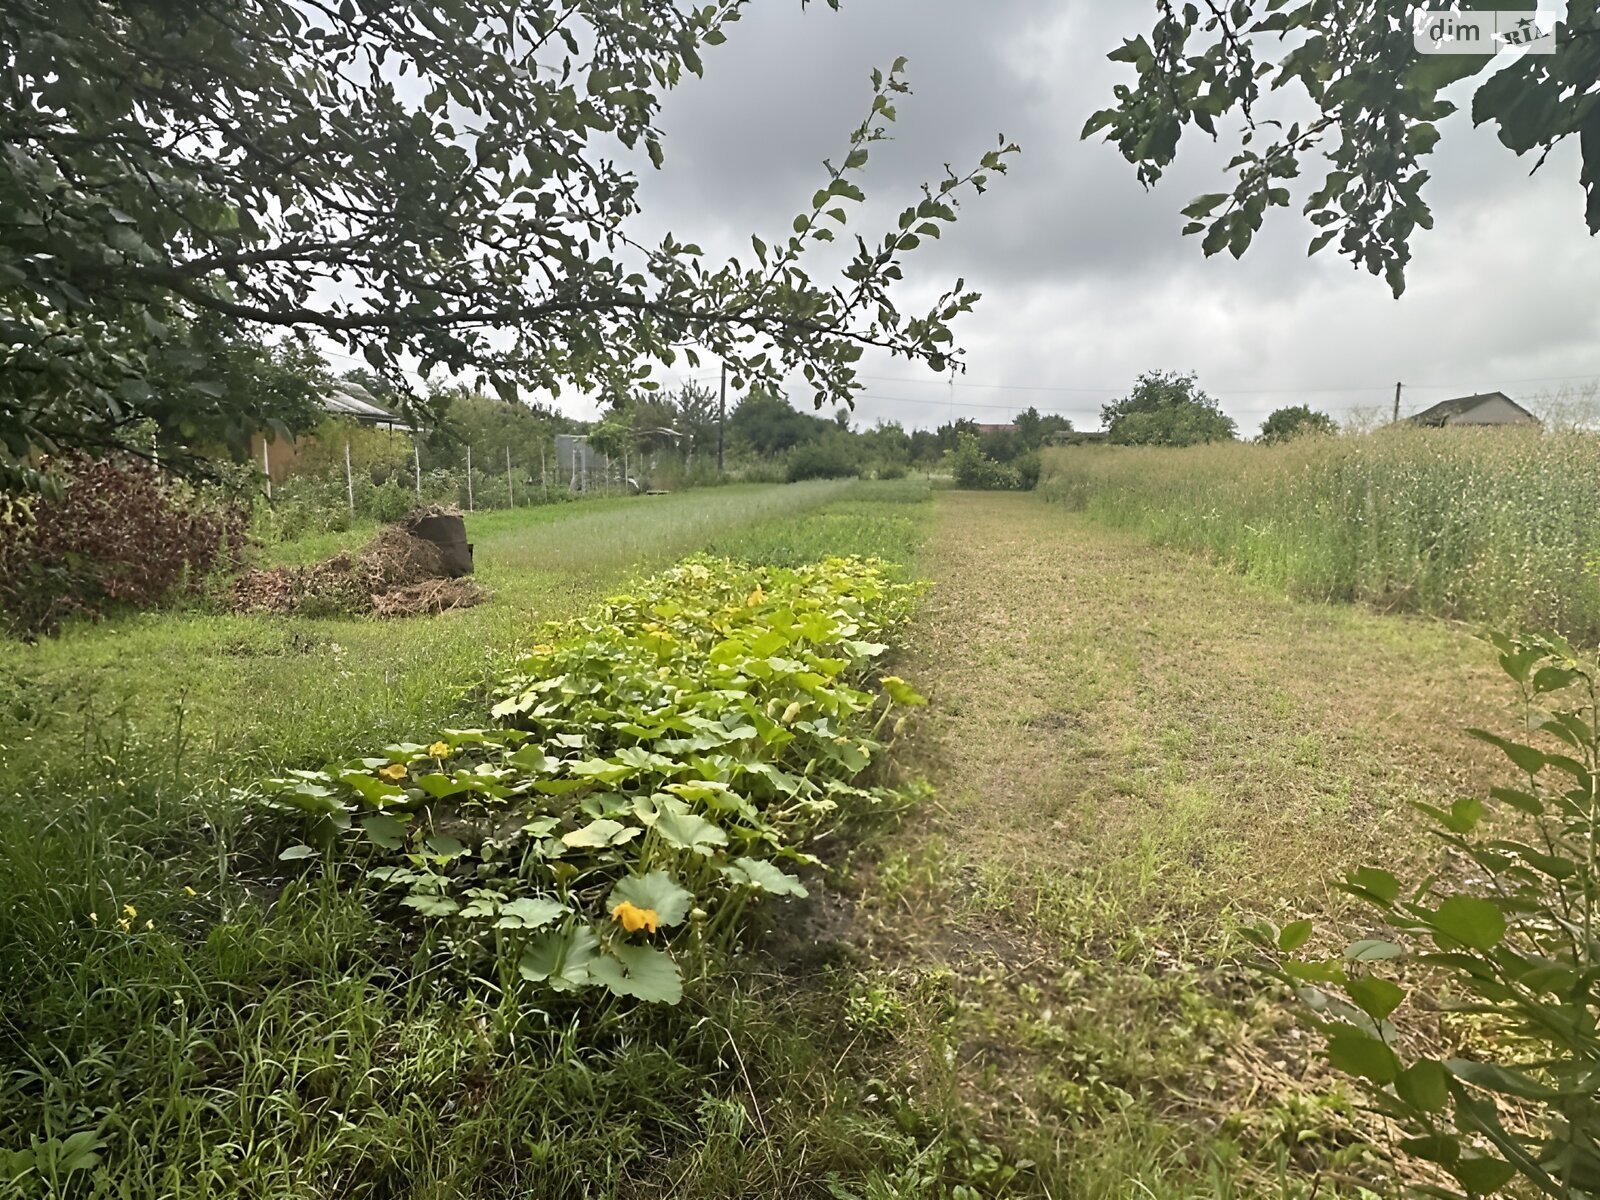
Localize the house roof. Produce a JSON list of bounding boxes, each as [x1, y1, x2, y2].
[[321, 381, 399, 425], [1406, 391, 1539, 427]]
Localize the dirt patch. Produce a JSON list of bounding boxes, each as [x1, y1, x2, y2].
[[233, 519, 486, 618]]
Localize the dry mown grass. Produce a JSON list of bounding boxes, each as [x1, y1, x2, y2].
[[841, 490, 1514, 1197]]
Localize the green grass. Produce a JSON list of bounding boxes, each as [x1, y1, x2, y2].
[[1039, 429, 1600, 642], [0, 482, 854, 782], [0, 479, 958, 1200]]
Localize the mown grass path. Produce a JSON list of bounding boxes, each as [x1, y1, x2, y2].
[[864, 491, 1515, 1197]]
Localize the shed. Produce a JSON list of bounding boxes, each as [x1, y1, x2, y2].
[[252, 381, 405, 483], [1406, 392, 1540, 428]]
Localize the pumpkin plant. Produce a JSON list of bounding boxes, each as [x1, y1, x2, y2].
[[1248, 632, 1600, 1198], [255, 555, 927, 1007]]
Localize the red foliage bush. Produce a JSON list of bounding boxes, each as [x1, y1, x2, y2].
[[0, 458, 248, 636]]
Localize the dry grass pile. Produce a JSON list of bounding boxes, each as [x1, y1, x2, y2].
[[233, 522, 484, 618]]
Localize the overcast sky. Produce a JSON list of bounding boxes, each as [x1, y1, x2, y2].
[[605, 2, 1599, 437]]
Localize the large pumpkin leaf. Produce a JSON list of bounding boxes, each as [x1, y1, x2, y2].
[[609, 871, 693, 928], [655, 809, 728, 855], [518, 926, 601, 992], [721, 856, 809, 898], [589, 945, 683, 1004]]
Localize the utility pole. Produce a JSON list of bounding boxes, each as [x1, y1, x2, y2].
[[717, 361, 727, 475], [413, 439, 422, 501], [465, 443, 474, 512], [1394, 381, 1403, 424], [344, 439, 355, 515]]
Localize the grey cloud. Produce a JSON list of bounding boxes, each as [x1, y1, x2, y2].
[[618, 1, 1600, 435]]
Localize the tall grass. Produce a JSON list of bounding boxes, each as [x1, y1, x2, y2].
[[1039, 428, 1600, 641], [0, 482, 956, 1200]]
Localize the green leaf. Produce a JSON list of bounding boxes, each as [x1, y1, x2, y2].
[[518, 926, 600, 991], [1446, 1058, 1556, 1101], [1429, 896, 1507, 952], [362, 814, 408, 850], [1394, 1059, 1450, 1113], [879, 675, 927, 707], [1345, 866, 1401, 903], [722, 856, 809, 898], [562, 818, 640, 849], [589, 944, 683, 1004], [402, 893, 460, 917], [1277, 920, 1313, 952], [1450, 1156, 1518, 1195], [609, 871, 694, 927], [1346, 939, 1403, 963], [279, 844, 319, 861], [1466, 729, 1547, 775], [495, 897, 566, 930], [1326, 1029, 1400, 1084], [654, 809, 728, 855], [1345, 975, 1405, 1021]]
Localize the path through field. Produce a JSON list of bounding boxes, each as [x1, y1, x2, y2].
[[862, 491, 1513, 1196]]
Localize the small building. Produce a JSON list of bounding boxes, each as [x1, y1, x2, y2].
[[974, 422, 1019, 436], [252, 381, 403, 483], [555, 433, 598, 491], [1406, 392, 1540, 428]]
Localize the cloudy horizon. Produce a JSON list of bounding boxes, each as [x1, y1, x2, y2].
[[591, 2, 1600, 439]]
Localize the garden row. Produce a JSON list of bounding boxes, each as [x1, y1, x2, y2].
[[257, 553, 927, 1007]]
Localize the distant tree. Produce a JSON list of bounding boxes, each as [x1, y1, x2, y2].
[[1014, 406, 1073, 449], [730, 392, 828, 457], [980, 427, 1023, 463], [671, 383, 721, 461], [1103, 371, 1236, 447], [1260, 405, 1338, 444]]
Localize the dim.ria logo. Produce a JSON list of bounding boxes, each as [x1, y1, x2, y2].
[[1413, 7, 1561, 54]]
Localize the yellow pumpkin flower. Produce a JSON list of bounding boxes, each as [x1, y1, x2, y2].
[[428, 741, 451, 760], [611, 900, 660, 934], [123, 903, 137, 919], [746, 585, 765, 607], [531, 643, 555, 656], [377, 763, 408, 783]]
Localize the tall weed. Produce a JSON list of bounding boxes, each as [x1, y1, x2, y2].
[[1040, 430, 1600, 640]]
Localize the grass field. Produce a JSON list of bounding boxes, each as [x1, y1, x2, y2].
[[1038, 429, 1600, 643], [0, 480, 1532, 1198]]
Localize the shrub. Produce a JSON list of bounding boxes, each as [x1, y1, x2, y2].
[[257, 556, 925, 1008], [1248, 630, 1600, 1198], [950, 433, 1022, 490], [0, 458, 246, 637], [786, 439, 860, 482]]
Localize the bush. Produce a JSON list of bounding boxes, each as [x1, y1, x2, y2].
[[786, 439, 860, 483], [1249, 630, 1600, 1198], [0, 458, 246, 636], [950, 433, 1023, 490]]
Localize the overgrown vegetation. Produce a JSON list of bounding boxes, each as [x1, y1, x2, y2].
[[258, 555, 925, 1008], [0, 483, 989, 1200], [1039, 428, 1600, 642], [0, 457, 246, 637], [1251, 630, 1600, 1197]]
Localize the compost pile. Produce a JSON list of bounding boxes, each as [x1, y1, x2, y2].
[[233, 515, 483, 619]]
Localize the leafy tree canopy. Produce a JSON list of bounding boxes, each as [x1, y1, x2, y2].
[[1260, 403, 1338, 443], [1084, 3, 1600, 295], [1103, 369, 1237, 446], [729, 391, 830, 456], [1, 0, 1016, 489]]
